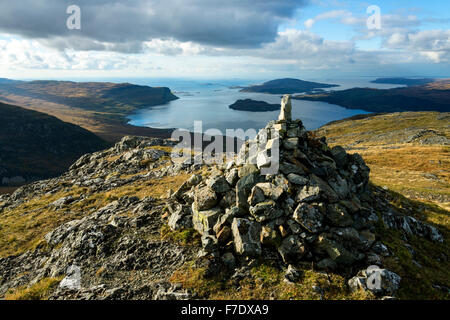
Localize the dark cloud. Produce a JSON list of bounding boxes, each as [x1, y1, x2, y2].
[[0, 0, 307, 52]]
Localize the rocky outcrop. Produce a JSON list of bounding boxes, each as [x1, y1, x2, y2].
[[0, 135, 201, 299]]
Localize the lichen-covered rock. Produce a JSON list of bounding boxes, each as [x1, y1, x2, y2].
[[192, 206, 222, 235], [365, 266, 401, 295], [315, 235, 359, 265], [254, 182, 284, 201], [287, 173, 308, 186], [293, 203, 323, 233], [231, 218, 262, 257], [278, 235, 306, 264], [260, 225, 280, 246], [206, 175, 230, 194], [236, 172, 263, 210], [249, 200, 284, 222], [326, 203, 354, 227], [194, 186, 218, 211]]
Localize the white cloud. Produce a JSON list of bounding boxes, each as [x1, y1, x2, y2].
[[384, 30, 450, 63], [304, 10, 363, 29]]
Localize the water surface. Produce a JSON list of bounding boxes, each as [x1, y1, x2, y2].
[[124, 77, 404, 134]]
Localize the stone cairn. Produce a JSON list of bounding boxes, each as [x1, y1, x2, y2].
[[167, 95, 399, 293]]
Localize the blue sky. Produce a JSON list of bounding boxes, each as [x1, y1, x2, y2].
[[0, 0, 448, 80], [289, 0, 449, 42]]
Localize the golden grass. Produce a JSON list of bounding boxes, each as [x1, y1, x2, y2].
[[316, 110, 450, 299], [0, 186, 92, 257], [104, 172, 192, 200], [4, 277, 63, 300], [316, 112, 450, 210], [0, 168, 192, 258], [362, 145, 449, 207], [319, 112, 449, 146]]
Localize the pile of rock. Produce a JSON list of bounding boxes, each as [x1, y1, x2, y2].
[[168, 95, 385, 276]]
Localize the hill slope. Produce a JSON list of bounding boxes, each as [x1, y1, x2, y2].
[[371, 78, 436, 86], [0, 113, 447, 300], [315, 112, 449, 210], [0, 79, 178, 142], [294, 80, 450, 113], [0, 102, 109, 186]]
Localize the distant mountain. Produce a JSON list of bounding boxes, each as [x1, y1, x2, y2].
[[0, 78, 21, 84], [240, 78, 339, 94], [371, 78, 436, 86], [0, 80, 178, 112], [229, 99, 280, 112], [0, 79, 179, 142], [0, 102, 109, 186], [294, 79, 450, 113]]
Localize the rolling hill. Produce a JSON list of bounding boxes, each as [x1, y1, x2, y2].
[[0, 102, 109, 187], [0, 79, 178, 142], [295, 79, 450, 113]]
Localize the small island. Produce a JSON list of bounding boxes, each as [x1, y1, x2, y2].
[[240, 78, 339, 94], [229, 99, 280, 112]]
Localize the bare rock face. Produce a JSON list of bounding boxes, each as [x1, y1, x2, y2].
[[278, 94, 292, 121]]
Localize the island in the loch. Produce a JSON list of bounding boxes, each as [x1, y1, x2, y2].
[[294, 79, 450, 113], [371, 77, 436, 86], [229, 99, 280, 112], [240, 78, 339, 94]]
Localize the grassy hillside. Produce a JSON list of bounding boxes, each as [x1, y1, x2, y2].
[[0, 102, 109, 185], [315, 112, 449, 210], [0, 113, 448, 300]]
